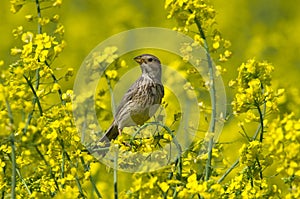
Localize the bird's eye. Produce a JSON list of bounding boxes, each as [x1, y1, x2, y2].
[[148, 58, 153, 62]]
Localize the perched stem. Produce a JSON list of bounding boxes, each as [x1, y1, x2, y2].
[[133, 122, 183, 180], [132, 122, 182, 159]]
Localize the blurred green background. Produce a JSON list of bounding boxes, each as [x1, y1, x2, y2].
[[1, 0, 300, 86], [1, 0, 300, 197]]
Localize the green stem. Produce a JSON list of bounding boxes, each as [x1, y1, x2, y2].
[[35, 146, 59, 191], [1, 166, 5, 199], [23, 0, 43, 135], [10, 136, 16, 199], [217, 100, 266, 183], [105, 74, 116, 115], [61, 149, 65, 188], [256, 103, 264, 142], [80, 157, 102, 198], [45, 61, 65, 105], [3, 89, 16, 198], [192, 12, 217, 181], [133, 122, 183, 179], [114, 146, 118, 199], [132, 122, 182, 158], [255, 157, 263, 181], [217, 159, 239, 183], [23, 75, 43, 116], [35, 0, 42, 34], [75, 175, 85, 198], [16, 168, 32, 195]]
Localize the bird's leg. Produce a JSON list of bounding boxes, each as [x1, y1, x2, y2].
[[118, 128, 122, 136]]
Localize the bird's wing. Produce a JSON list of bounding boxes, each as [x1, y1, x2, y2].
[[114, 76, 143, 116]]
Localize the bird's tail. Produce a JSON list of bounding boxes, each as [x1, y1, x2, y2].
[[91, 124, 119, 157]]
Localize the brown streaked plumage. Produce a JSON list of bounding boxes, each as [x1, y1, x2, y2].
[[96, 54, 164, 156]]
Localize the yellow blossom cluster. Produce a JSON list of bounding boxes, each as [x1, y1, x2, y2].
[[2, 0, 300, 198], [165, 0, 216, 32], [1, 1, 101, 198], [230, 59, 284, 114], [265, 113, 300, 197]]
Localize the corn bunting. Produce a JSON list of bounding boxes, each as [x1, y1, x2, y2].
[[96, 54, 164, 156]]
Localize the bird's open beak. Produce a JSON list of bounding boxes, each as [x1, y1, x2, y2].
[[134, 56, 144, 64]]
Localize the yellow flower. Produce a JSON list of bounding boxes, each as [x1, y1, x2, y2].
[[21, 32, 34, 43], [51, 14, 60, 22], [0, 159, 6, 168], [105, 69, 118, 79], [53, 0, 62, 7], [163, 133, 172, 141], [213, 41, 220, 49], [11, 47, 22, 55], [55, 24, 65, 35], [120, 60, 127, 68], [158, 181, 169, 192], [25, 15, 33, 21], [52, 83, 61, 92]]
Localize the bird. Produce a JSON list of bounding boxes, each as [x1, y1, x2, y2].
[[94, 54, 164, 156]]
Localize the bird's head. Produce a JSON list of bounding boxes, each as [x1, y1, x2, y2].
[[134, 54, 162, 81]]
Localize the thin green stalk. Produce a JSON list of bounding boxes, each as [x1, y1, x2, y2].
[[16, 168, 32, 195], [133, 122, 183, 180], [10, 137, 16, 199], [89, 175, 102, 199], [80, 157, 102, 198], [57, 136, 66, 185], [217, 159, 239, 183], [75, 175, 85, 198], [3, 90, 16, 199], [45, 61, 65, 105], [23, 75, 43, 116], [58, 140, 82, 196], [256, 103, 264, 142], [114, 146, 118, 199], [132, 122, 182, 159], [255, 157, 263, 181], [61, 150, 65, 188], [35, 0, 42, 34], [1, 166, 5, 199], [255, 98, 266, 182], [105, 74, 116, 115], [35, 146, 59, 191], [35, 0, 42, 90], [217, 100, 266, 183], [191, 13, 217, 181]]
